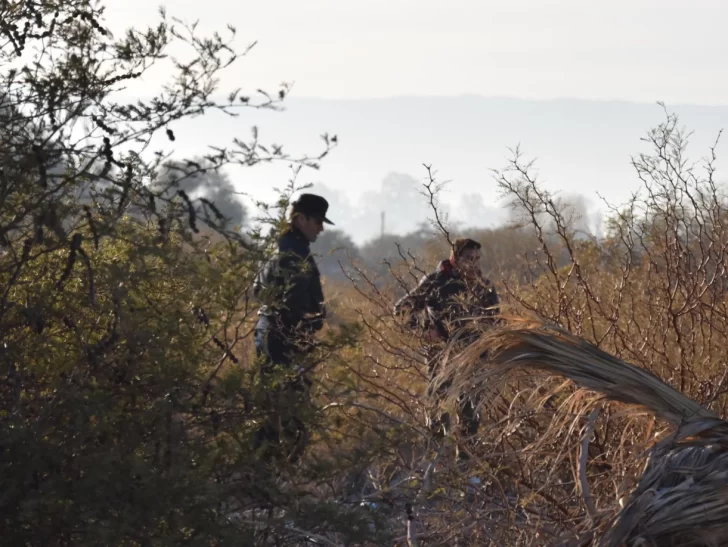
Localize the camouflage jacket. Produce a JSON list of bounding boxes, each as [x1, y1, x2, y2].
[[394, 259, 500, 341]]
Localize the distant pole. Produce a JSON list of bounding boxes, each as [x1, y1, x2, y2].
[[380, 211, 385, 238]]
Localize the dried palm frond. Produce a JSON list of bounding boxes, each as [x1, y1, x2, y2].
[[436, 317, 728, 546]]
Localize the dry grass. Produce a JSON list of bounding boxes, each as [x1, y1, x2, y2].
[[439, 317, 728, 546], [231, 111, 728, 545], [441, 317, 720, 429]]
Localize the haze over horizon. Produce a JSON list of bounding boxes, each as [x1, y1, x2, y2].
[[103, 1, 728, 243], [158, 96, 728, 243]]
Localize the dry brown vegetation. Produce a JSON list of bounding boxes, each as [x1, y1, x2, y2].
[[2, 3, 725, 543], [297, 108, 728, 545]]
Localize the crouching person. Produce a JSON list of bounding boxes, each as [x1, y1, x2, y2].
[[394, 238, 500, 462], [252, 194, 333, 465]]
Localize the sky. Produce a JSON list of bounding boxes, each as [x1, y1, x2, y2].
[[105, 0, 728, 103], [100, 1, 728, 243]]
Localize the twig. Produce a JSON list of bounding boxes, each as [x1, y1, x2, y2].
[[579, 407, 601, 521], [286, 524, 344, 547], [320, 401, 418, 430], [420, 164, 453, 248], [406, 502, 418, 547]]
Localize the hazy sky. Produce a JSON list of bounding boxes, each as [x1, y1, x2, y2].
[[101, 1, 728, 242], [107, 0, 728, 103]]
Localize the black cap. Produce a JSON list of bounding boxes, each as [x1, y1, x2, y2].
[[292, 193, 334, 225]]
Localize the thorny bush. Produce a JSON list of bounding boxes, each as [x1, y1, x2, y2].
[[0, 2, 390, 546], [317, 109, 728, 545], [3, 2, 726, 545]]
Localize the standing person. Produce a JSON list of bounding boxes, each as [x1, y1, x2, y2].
[[394, 238, 500, 462], [252, 193, 333, 465]]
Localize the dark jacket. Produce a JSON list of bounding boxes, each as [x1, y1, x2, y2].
[[394, 259, 500, 341], [254, 227, 326, 337]]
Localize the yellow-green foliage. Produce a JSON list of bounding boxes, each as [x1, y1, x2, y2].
[[0, 219, 252, 544]]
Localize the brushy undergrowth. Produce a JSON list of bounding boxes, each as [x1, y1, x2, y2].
[[0, 2, 725, 544]]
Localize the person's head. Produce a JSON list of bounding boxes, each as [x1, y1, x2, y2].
[[289, 193, 334, 243], [450, 238, 482, 277]]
